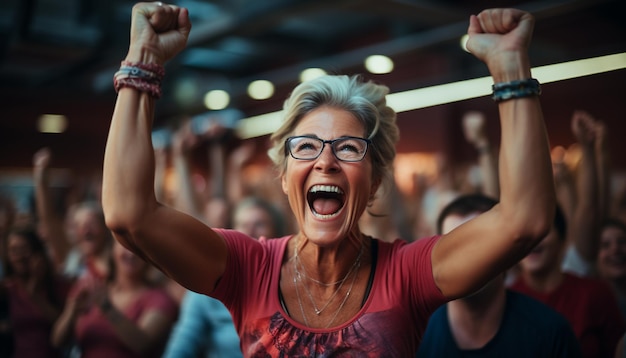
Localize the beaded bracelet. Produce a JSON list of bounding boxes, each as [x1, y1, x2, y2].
[[113, 61, 165, 99], [492, 78, 541, 102], [116, 66, 161, 81], [114, 77, 162, 98], [120, 61, 165, 78]]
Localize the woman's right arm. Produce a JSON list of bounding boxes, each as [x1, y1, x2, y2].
[[102, 2, 226, 295]]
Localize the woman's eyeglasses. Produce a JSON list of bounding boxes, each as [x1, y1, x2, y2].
[[285, 136, 371, 162]]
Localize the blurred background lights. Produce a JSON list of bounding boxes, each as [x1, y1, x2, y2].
[[37, 114, 68, 133], [204, 89, 230, 110], [299, 68, 327, 82], [247, 80, 274, 100], [364, 55, 394, 74], [174, 77, 200, 108]]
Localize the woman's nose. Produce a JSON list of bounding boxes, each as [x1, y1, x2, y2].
[[314, 144, 340, 172]]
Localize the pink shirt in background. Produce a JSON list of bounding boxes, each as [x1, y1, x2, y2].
[[5, 277, 70, 358], [511, 273, 625, 358], [75, 287, 178, 358]]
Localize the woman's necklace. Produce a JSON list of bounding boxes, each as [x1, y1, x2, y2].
[[292, 240, 364, 319], [324, 260, 360, 328]]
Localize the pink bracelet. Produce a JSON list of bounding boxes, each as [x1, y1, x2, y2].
[[113, 61, 165, 99], [114, 77, 162, 99]]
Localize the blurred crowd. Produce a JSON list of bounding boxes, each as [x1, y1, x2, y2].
[[1, 108, 626, 357]]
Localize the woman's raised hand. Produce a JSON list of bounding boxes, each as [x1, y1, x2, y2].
[[127, 2, 192, 64], [465, 8, 534, 81]]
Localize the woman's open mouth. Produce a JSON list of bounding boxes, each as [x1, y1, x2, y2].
[[307, 185, 345, 219]]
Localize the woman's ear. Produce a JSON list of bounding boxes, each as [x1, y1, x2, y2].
[[281, 174, 289, 195]]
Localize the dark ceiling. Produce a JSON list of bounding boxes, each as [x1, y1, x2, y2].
[[0, 0, 625, 172]]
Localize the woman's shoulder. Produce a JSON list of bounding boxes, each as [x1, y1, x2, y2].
[[216, 229, 291, 254], [377, 235, 441, 255]]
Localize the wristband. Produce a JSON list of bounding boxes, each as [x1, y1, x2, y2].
[[113, 61, 165, 99], [492, 78, 541, 103], [114, 77, 162, 98]]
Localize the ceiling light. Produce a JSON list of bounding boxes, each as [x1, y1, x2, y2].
[[236, 52, 626, 139], [247, 80, 274, 100], [387, 52, 626, 111], [37, 114, 68, 133], [299, 68, 327, 82], [364, 55, 394, 74], [203, 89, 230, 110]]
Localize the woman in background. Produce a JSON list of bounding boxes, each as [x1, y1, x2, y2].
[[2, 225, 70, 357], [52, 239, 178, 358]]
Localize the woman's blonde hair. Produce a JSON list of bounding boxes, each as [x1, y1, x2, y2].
[[268, 75, 399, 187]]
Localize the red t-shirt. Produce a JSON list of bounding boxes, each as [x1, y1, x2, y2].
[[211, 231, 447, 357], [511, 273, 625, 358], [74, 287, 178, 358], [5, 276, 70, 358]]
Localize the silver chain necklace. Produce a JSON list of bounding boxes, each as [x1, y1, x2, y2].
[[296, 247, 362, 287], [292, 240, 363, 323], [293, 258, 361, 328]]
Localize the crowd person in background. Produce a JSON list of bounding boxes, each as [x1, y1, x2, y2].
[[509, 206, 625, 358], [32, 147, 113, 281], [1, 225, 70, 358], [461, 110, 499, 198], [170, 117, 233, 228], [58, 201, 113, 281], [51, 239, 178, 358], [33, 148, 73, 274], [418, 194, 580, 357], [557, 110, 609, 276], [597, 218, 626, 319], [412, 110, 500, 238], [102, 3, 555, 356], [417, 152, 461, 237], [359, 179, 413, 242], [166, 113, 294, 232], [232, 196, 288, 240]]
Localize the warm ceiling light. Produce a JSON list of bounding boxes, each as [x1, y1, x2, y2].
[[247, 80, 274, 100], [364, 55, 394, 74], [299, 68, 327, 82], [236, 52, 626, 139], [387, 52, 626, 111], [37, 114, 68, 133], [203, 89, 230, 110]]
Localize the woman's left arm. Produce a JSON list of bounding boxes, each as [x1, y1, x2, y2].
[[431, 8, 555, 299]]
